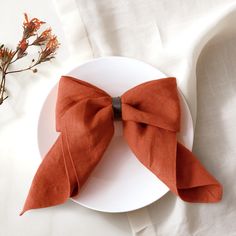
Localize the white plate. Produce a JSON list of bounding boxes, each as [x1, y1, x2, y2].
[[38, 56, 193, 213]]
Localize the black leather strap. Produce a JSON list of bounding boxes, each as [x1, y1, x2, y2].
[[112, 96, 122, 120]]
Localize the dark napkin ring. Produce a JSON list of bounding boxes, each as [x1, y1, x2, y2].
[[112, 96, 122, 120]]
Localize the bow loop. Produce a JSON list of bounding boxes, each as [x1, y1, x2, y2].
[[56, 76, 111, 131], [121, 77, 180, 132]]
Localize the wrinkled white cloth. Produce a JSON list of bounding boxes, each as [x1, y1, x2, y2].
[[0, 0, 236, 235]]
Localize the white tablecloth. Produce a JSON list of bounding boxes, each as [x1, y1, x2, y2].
[[0, 0, 236, 235]]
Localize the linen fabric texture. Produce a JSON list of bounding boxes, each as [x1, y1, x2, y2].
[[21, 76, 222, 214]]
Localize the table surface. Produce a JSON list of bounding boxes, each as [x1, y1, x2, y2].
[[1, 0, 236, 236]]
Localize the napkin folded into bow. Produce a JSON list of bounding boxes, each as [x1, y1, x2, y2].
[[21, 76, 222, 215]]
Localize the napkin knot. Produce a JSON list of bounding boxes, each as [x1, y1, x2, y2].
[[112, 96, 122, 120]]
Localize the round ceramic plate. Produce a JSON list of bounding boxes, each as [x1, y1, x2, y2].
[[38, 56, 194, 213]]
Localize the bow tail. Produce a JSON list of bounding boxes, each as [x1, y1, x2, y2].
[[20, 135, 76, 215], [176, 142, 223, 202], [123, 122, 179, 192], [123, 121, 222, 203]]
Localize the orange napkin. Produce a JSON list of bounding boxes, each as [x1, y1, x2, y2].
[[21, 76, 222, 215]]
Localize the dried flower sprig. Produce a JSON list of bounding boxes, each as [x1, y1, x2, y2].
[[0, 13, 60, 105]]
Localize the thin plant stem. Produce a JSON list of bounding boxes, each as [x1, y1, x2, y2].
[[6, 60, 40, 75], [0, 73, 6, 105]]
